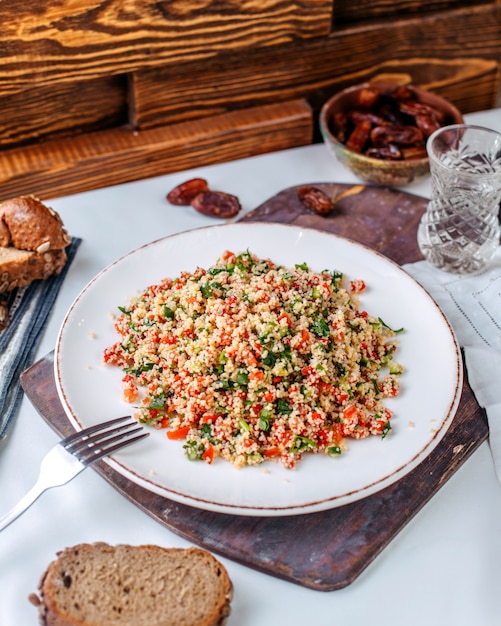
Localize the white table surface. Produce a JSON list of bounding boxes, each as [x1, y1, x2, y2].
[[1, 108, 501, 625]]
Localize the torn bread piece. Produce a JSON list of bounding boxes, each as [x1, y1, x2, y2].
[[0, 196, 71, 296], [0, 195, 71, 252]]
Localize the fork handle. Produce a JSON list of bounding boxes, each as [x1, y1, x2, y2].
[[0, 478, 47, 532]]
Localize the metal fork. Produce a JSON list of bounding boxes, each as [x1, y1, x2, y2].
[[0, 415, 149, 532]]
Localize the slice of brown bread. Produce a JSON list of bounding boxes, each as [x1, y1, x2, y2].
[[0, 246, 67, 294], [33, 543, 233, 626]]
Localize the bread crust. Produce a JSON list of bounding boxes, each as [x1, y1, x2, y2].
[[0, 195, 71, 252], [35, 543, 233, 626]]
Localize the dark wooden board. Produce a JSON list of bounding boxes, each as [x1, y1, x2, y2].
[[20, 184, 489, 591], [241, 182, 426, 266]]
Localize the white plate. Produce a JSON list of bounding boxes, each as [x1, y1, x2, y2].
[[55, 223, 462, 516]]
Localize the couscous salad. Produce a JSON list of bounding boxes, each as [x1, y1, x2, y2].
[[103, 250, 403, 469]]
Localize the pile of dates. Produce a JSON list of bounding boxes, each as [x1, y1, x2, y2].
[[331, 85, 450, 161], [167, 177, 241, 218]]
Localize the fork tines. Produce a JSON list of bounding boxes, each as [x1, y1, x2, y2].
[[63, 416, 149, 464]]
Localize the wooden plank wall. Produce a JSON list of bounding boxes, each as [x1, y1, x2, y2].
[[0, 0, 499, 201]]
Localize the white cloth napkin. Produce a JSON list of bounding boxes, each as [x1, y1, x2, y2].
[[404, 249, 501, 480]]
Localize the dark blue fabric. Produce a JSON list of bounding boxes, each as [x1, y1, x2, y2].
[[0, 238, 81, 443]]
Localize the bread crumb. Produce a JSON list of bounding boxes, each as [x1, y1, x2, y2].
[[408, 420, 415, 428], [89, 330, 96, 339]]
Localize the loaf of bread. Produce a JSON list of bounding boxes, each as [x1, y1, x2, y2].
[[31, 543, 233, 626], [0, 195, 71, 294]]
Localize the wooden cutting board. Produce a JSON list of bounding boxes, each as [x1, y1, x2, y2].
[[241, 182, 427, 266], [20, 183, 489, 591]]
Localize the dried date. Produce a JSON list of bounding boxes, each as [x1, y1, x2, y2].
[[166, 178, 209, 205], [398, 100, 445, 123], [346, 119, 372, 153], [332, 112, 349, 143], [370, 124, 423, 147], [297, 186, 334, 216], [401, 145, 428, 160], [366, 144, 402, 160], [390, 85, 414, 102], [414, 113, 441, 138], [191, 190, 241, 219], [357, 87, 380, 108], [349, 109, 387, 126]]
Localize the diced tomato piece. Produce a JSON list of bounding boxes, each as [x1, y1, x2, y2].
[[167, 425, 190, 440], [331, 423, 344, 441], [343, 404, 358, 420], [263, 446, 281, 458], [278, 312, 292, 328], [122, 374, 138, 403], [263, 391, 274, 403], [161, 334, 178, 344], [245, 352, 258, 367], [316, 428, 330, 445], [200, 414, 219, 424], [296, 328, 311, 350], [157, 415, 170, 428], [275, 430, 293, 444], [336, 390, 349, 404], [123, 386, 138, 403], [218, 333, 232, 346], [202, 444, 214, 464], [318, 381, 332, 393], [350, 279, 366, 293], [249, 370, 264, 381]]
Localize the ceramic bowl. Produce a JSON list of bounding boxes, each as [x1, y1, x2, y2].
[[319, 82, 464, 186]]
